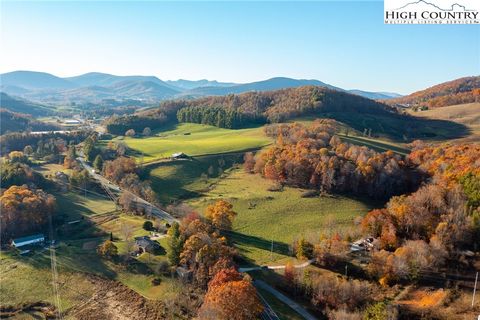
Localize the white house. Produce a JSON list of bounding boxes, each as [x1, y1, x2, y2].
[[12, 234, 45, 248]]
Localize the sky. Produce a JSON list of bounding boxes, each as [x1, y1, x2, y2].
[[0, 1, 479, 94]]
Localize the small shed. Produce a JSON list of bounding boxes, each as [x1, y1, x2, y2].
[[12, 234, 45, 248], [171, 152, 189, 160]]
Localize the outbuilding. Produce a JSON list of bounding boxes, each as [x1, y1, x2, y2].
[[12, 234, 45, 248], [171, 152, 189, 160]]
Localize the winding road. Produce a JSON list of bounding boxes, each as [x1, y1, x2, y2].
[[77, 157, 178, 223], [255, 280, 318, 320]]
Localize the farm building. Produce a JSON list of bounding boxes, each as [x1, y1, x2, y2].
[[64, 119, 81, 125], [171, 152, 189, 160], [12, 234, 45, 248], [134, 236, 160, 254]]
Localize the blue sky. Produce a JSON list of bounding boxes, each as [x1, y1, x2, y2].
[[1, 1, 478, 94]]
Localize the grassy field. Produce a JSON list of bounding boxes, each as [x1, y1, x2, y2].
[[189, 170, 381, 265], [409, 102, 480, 143], [118, 123, 271, 162], [149, 153, 245, 204], [0, 184, 180, 317], [339, 134, 410, 155]]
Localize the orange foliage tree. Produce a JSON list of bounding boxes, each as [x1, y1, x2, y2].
[[0, 185, 55, 242], [205, 200, 237, 230], [198, 269, 263, 320]]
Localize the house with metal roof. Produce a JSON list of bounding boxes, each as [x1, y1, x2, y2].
[[134, 236, 160, 254], [12, 234, 45, 248]]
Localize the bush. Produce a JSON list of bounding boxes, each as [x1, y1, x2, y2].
[[267, 183, 283, 192], [301, 190, 319, 198], [143, 220, 154, 231], [155, 261, 171, 275], [151, 278, 162, 286]]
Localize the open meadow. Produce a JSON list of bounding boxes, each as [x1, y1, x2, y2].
[[409, 102, 480, 143], [188, 170, 381, 266], [117, 123, 271, 162]]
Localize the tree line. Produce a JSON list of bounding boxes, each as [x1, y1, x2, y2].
[[361, 143, 480, 285], [177, 105, 266, 129], [245, 120, 420, 199]]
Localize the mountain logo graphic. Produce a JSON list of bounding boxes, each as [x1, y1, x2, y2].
[[395, 0, 474, 11]]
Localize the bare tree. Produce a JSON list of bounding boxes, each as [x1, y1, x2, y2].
[[120, 222, 135, 241]]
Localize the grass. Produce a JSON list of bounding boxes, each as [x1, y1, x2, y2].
[[55, 191, 117, 217], [149, 153, 245, 204], [189, 170, 381, 265], [118, 123, 271, 162], [409, 102, 480, 143], [0, 250, 98, 312], [257, 287, 305, 320], [1, 182, 179, 312], [339, 134, 410, 155]]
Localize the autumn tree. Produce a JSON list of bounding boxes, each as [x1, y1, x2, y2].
[[284, 261, 296, 288], [98, 240, 118, 259], [0, 185, 55, 242], [8, 151, 28, 164], [142, 127, 152, 136], [93, 154, 104, 172], [295, 237, 314, 260], [23, 145, 33, 156], [198, 270, 263, 320], [64, 145, 77, 169], [125, 129, 136, 137], [243, 152, 255, 173], [205, 200, 237, 230]]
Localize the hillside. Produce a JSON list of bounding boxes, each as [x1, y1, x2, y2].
[[409, 102, 480, 143], [178, 77, 341, 97], [0, 92, 55, 116], [0, 109, 59, 134], [387, 76, 480, 108], [138, 85, 467, 142], [0, 71, 75, 90], [166, 79, 236, 90]]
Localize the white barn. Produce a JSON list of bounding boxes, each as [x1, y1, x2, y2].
[[12, 234, 45, 248]]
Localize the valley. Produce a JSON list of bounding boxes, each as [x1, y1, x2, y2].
[[1, 73, 479, 320]]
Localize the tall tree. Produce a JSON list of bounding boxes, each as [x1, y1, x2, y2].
[[205, 200, 237, 230]]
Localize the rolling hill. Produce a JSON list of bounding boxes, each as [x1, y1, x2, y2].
[[166, 79, 236, 90], [0, 92, 56, 116], [0, 109, 59, 134], [137, 85, 467, 142], [386, 76, 480, 109], [0, 71, 75, 90], [178, 77, 341, 97]]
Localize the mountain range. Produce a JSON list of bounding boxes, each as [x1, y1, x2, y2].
[[0, 71, 401, 105]]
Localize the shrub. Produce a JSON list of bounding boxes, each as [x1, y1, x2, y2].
[[143, 220, 154, 231]]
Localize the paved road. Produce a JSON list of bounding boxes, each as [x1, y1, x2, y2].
[[239, 259, 314, 272], [77, 157, 178, 223], [254, 280, 318, 320]]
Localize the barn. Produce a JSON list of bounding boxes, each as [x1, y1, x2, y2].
[[12, 234, 45, 248]]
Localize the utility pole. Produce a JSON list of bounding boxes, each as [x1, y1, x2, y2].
[[270, 239, 274, 261], [473, 271, 478, 307]]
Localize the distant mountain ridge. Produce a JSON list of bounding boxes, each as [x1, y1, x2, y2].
[[0, 70, 402, 104]]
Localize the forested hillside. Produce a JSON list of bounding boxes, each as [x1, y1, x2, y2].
[[387, 76, 480, 109], [108, 85, 469, 142], [0, 109, 59, 134], [0, 92, 55, 116]]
